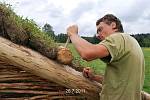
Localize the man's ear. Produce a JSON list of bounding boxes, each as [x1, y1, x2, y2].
[[111, 22, 116, 29]]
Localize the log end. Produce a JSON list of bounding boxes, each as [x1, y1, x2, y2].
[[57, 46, 73, 65]]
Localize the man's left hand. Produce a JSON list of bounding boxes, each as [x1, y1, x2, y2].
[[83, 67, 95, 80]]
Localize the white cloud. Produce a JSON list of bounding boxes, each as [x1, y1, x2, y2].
[[1, 0, 150, 36]]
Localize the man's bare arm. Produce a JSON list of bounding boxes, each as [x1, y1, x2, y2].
[[70, 34, 109, 61]]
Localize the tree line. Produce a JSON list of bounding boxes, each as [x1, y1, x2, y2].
[[131, 34, 150, 47], [42, 23, 150, 47]]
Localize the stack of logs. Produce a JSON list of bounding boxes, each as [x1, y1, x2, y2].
[[0, 60, 85, 100]]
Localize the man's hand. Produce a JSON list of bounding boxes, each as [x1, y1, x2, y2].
[[67, 25, 78, 37], [83, 67, 95, 80], [83, 67, 104, 83]]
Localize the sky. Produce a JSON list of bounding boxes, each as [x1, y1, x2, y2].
[[1, 0, 150, 36]]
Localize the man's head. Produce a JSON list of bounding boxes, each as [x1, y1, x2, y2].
[[96, 14, 124, 40]]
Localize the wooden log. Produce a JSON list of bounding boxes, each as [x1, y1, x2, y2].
[[0, 37, 150, 100], [0, 37, 101, 100]]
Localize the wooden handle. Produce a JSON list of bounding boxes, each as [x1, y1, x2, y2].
[[64, 37, 70, 48]]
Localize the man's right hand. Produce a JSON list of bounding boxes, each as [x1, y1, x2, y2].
[[66, 25, 78, 37]]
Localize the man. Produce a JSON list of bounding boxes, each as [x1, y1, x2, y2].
[[67, 14, 144, 100], [66, 14, 145, 100]]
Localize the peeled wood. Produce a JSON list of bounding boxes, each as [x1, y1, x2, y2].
[[0, 37, 150, 100], [57, 46, 73, 64]]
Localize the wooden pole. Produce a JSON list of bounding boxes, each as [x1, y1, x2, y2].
[[0, 37, 101, 100]]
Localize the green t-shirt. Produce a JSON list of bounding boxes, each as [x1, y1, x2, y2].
[[99, 33, 145, 100]]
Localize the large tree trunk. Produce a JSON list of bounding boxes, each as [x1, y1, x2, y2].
[[0, 37, 150, 100]]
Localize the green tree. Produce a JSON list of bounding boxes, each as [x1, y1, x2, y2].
[[56, 33, 67, 43], [42, 23, 55, 39], [131, 33, 150, 47], [81, 35, 100, 44], [92, 34, 101, 44]]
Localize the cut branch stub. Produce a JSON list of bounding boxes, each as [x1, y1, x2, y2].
[[57, 46, 73, 65]]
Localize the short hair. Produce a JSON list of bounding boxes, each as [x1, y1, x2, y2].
[[96, 14, 124, 32]]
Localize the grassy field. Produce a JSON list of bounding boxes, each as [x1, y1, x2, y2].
[[67, 44, 150, 93], [143, 48, 150, 93]]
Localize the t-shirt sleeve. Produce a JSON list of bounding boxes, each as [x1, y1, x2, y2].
[[99, 34, 125, 63]]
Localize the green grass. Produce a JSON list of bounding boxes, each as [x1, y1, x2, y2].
[[68, 44, 150, 93], [142, 48, 150, 93], [67, 43, 105, 74]]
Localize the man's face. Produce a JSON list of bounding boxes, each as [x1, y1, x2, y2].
[[96, 22, 116, 40]]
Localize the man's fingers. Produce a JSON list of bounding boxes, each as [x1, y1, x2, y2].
[[83, 71, 88, 78], [83, 67, 90, 71], [66, 24, 78, 37], [83, 67, 95, 80], [83, 72, 89, 78], [83, 68, 90, 78]]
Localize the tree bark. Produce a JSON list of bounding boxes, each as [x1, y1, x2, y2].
[[0, 37, 150, 100]]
